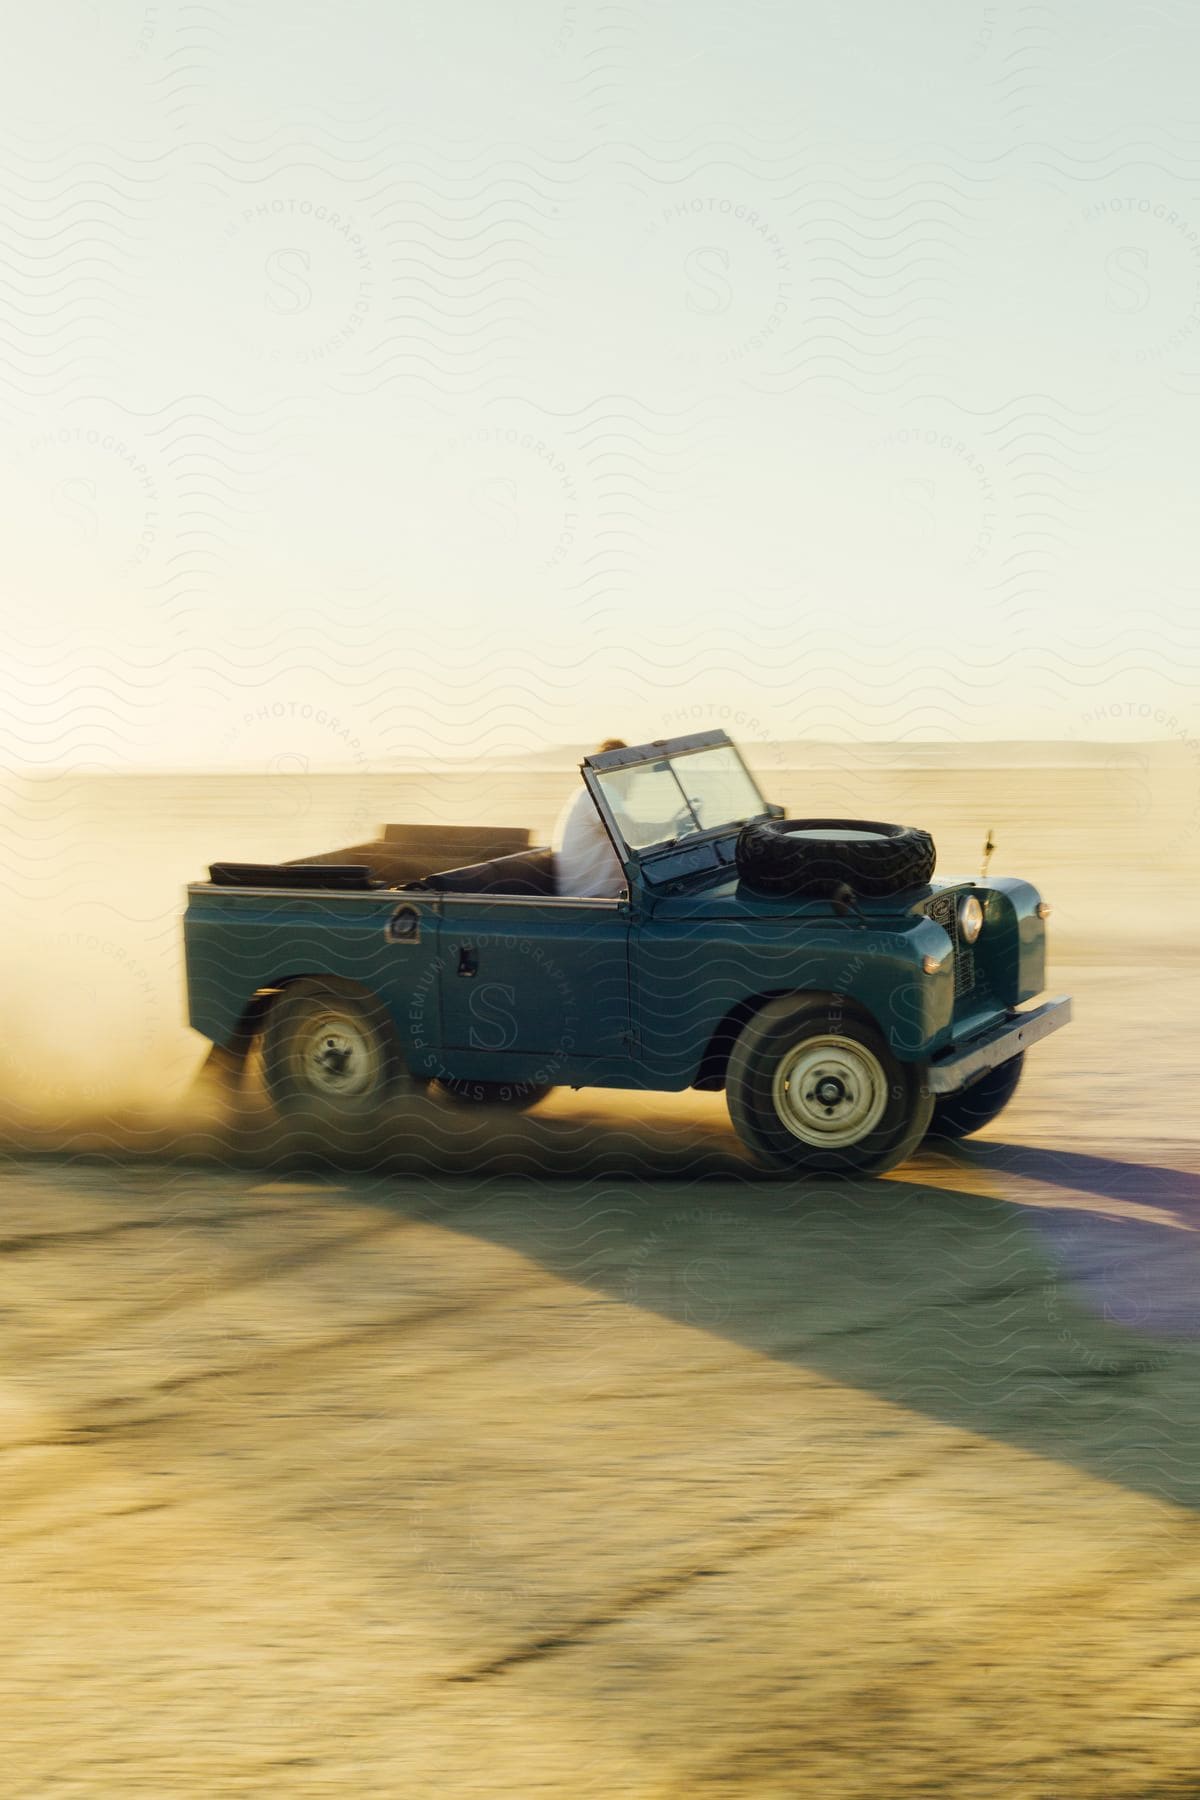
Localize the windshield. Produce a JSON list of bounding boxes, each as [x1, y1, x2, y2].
[[594, 743, 767, 851]]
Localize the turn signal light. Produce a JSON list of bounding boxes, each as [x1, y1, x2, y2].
[[1036, 901, 1052, 919]]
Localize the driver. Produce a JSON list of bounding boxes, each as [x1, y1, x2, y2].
[[553, 738, 627, 897]]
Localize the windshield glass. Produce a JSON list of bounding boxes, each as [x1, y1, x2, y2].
[[595, 743, 767, 851]]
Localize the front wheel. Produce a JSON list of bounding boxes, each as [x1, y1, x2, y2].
[[926, 1053, 1024, 1140], [726, 997, 933, 1175]]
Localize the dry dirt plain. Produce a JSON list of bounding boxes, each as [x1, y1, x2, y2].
[[1, 758, 1199, 1796]]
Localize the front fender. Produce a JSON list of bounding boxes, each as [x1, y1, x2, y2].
[[982, 876, 1048, 1003], [632, 917, 955, 1086]]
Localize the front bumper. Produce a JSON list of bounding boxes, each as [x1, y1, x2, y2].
[[927, 995, 1072, 1096]]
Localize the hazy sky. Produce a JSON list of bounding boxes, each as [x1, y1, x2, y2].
[[2, 1, 1199, 767]]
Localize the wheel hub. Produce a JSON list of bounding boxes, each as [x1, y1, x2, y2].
[[772, 1035, 889, 1147], [316, 1036, 352, 1077], [302, 1015, 378, 1098]]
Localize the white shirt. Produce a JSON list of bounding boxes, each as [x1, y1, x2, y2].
[[552, 784, 625, 897]]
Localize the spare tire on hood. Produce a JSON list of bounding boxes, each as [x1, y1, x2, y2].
[[735, 817, 935, 899]]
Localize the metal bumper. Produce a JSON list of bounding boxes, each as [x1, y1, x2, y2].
[[927, 995, 1072, 1096]]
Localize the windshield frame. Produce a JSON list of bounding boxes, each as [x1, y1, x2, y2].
[[580, 730, 772, 870]]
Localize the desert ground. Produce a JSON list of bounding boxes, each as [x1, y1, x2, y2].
[[1, 752, 1199, 1796]]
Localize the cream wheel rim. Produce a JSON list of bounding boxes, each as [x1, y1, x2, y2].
[[771, 1035, 889, 1146]]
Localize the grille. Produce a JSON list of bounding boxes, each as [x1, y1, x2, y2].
[[924, 892, 976, 997]]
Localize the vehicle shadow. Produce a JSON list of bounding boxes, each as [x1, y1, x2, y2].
[[371, 1162, 1200, 1515], [937, 1137, 1200, 1214], [5, 1096, 1200, 1514]]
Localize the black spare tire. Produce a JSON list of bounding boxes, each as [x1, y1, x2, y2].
[[735, 817, 936, 899]]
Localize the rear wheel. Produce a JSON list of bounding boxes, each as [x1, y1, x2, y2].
[[726, 996, 933, 1175], [926, 1053, 1024, 1140], [260, 978, 419, 1122]]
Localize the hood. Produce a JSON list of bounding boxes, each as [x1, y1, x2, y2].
[[644, 871, 968, 923], [646, 873, 798, 921]]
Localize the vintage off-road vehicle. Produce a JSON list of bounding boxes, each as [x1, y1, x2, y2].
[[184, 731, 1070, 1173]]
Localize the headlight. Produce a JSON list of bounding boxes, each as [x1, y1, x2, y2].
[[957, 893, 984, 943]]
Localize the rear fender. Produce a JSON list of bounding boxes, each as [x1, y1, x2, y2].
[[193, 974, 353, 1072], [183, 886, 443, 1061]]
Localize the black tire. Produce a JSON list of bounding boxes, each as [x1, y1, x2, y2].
[[726, 995, 934, 1175], [260, 977, 419, 1121], [433, 1078, 552, 1112], [735, 817, 935, 899], [926, 1053, 1024, 1141]]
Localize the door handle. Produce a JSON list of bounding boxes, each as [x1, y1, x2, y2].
[[457, 946, 478, 978]]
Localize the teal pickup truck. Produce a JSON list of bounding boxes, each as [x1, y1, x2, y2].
[[183, 730, 1069, 1174]]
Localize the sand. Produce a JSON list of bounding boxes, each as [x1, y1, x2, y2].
[[0, 756, 1198, 1794]]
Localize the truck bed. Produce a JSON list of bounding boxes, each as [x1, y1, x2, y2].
[[228, 823, 535, 889]]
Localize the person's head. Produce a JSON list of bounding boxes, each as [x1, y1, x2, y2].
[[597, 738, 626, 753]]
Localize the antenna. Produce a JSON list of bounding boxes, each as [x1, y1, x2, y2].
[[981, 828, 996, 880]]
